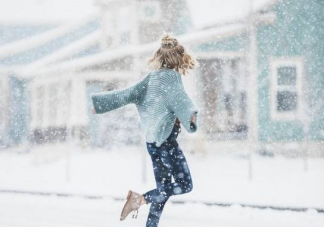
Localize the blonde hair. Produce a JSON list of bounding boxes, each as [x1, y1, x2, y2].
[[147, 34, 197, 76]]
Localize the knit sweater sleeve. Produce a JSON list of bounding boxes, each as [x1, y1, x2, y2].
[[91, 74, 149, 114], [165, 72, 199, 133]]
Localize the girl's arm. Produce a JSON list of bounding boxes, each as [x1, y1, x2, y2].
[[91, 75, 149, 114]]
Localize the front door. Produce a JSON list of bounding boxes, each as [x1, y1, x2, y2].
[[197, 58, 248, 139]]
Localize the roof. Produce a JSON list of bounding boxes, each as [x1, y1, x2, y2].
[[26, 31, 101, 69], [0, 15, 100, 66], [22, 23, 248, 77], [4, 0, 280, 76], [23, 6, 279, 77], [0, 24, 58, 46]]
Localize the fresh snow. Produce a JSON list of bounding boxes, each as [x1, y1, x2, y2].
[[0, 192, 323, 227], [0, 143, 323, 210]]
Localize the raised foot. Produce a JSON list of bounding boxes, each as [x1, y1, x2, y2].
[[120, 190, 146, 221]]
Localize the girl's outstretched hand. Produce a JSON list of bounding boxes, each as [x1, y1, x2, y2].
[[190, 113, 196, 124], [91, 107, 96, 114]]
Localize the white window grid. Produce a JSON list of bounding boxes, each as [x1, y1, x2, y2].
[[270, 57, 304, 121]]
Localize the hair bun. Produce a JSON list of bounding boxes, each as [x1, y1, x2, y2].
[[161, 34, 178, 49]]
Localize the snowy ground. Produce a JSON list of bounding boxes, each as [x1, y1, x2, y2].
[[0, 193, 323, 227], [0, 143, 324, 226], [1, 144, 323, 208]]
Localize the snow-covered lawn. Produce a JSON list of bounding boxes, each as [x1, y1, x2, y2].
[[0, 193, 323, 227], [0, 143, 323, 211]]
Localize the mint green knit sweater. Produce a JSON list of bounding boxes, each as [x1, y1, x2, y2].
[[91, 68, 199, 147]]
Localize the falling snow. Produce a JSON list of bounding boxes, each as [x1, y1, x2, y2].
[[0, 0, 323, 226]]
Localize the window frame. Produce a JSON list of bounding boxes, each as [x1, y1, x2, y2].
[[270, 57, 304, 121]]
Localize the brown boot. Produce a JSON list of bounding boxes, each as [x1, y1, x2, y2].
[[120, 190, 146, 221]]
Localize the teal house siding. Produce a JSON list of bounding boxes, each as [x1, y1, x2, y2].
[[0, 18, 101, 147], [173, 0, 193, 35], [189, 0, 323, 144], [257, 0, 324, 142], [8, 76, 30, 145], [195, 34, 248, 53]]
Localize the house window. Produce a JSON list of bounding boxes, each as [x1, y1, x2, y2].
[[139, 2, 161, 22], [270, 58, 303, 121]]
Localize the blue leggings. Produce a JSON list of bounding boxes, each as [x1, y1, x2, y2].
[[143, 123, 193, 227]]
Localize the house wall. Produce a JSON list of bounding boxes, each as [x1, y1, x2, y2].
[[0, 73, 8, 147], [257, 0, 324, 143], [7, 75, 30, 145], [194, 33, 248, 53], [29, 74, 89, 144]]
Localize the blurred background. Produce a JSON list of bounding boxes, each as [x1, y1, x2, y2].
[[0, 0, 323, 226]]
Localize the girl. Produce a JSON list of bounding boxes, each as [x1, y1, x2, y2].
[[91, 34, 199, 227]]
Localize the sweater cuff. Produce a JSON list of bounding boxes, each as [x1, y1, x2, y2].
[[180, 107, 199, 133], [91, 92, 112, 114], [189, 111, 198, 132]]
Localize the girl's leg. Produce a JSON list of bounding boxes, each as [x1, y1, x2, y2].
[[143, 124, 193, 227], [144, 143, 173, 227], [144, 140, 193, 204], [169, 140, 193, 195], [146, 197, 169, 227]]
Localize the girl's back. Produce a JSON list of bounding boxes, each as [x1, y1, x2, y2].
[[138, 68, 186, 146]]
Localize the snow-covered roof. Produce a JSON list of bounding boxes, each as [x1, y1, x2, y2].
[[0, 15, 97, 59], [4, 0, 281, 75], [0, 15, 100, 66], [187, 0, 277, 29], [0, 24, 58, 46], [22, 23, 248, 77], [0, 0, 99, 25], [24, 5, 280, 77], [26, 30, 101, 69]]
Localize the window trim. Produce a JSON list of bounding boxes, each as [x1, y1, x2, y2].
[[270, 57, 304, 121]]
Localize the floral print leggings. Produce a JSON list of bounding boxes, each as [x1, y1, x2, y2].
[[143, 122, 193, 227]]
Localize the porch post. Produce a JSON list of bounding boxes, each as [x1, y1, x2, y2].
[[247, 0, 259, 180]]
